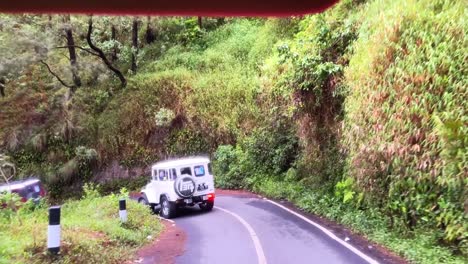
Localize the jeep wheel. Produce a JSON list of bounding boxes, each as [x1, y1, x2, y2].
[[199, 201, 214, 212], [160, 196, 176, 219], [138, 197, 148, 205], [139, 194, 156, 213]]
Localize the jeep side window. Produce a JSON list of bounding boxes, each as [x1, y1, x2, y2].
[[153, 169, 158, 181], [180, 167, 192, 176], [159, 169, 168, 181], [194, 165, 205, 177], [207, 163, 212, 175], [170, 168, 177, 180]]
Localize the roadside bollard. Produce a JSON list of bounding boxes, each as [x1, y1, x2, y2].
[[47, 206, 61, 254], [119, 199, 127, 223]]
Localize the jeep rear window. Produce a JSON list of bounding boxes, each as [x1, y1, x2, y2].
[[180, 167, 192, 176], [208, 163, 212, 175], [194, 165, 205, 177]]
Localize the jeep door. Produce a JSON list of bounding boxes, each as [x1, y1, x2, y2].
[[146, 169, 159, 204], [157, 169, 174, 201], [192, 163, 214, 195]]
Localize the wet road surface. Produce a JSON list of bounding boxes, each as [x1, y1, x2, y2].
[[174, 195, 377, 264]]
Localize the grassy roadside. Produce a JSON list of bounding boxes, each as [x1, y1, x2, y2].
[[0, 184, 162, 264], [247, 178, 466, 264]]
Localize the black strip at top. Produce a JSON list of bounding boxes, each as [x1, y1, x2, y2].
[[49, 206, 61, 225], [119, 199, 126, 210]]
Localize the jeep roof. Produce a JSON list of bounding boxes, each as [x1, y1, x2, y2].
[[0, 178, 41, 192], [151, 156, 210, 169]]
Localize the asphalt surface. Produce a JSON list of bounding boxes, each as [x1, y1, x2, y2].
[[174, 195, 374, 264]]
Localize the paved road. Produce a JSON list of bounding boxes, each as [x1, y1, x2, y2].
[[174, 195, 377, 264]]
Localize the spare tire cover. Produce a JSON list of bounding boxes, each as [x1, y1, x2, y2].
[[174, 174, 196, 198]]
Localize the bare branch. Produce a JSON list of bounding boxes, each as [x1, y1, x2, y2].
[[59, 53, 71, 61], [40, 60, 76, 89], [86, 17, 127, 88], [54, 45, 99, 57], [0, 154, 16, 185]]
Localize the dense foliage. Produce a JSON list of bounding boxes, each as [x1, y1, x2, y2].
[[0, 0, 466, 262], [343, 0, 467, 250]]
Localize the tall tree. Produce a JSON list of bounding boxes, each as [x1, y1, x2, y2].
[[63, 15, 81, 90], [87, 17, 127, 87], [111, 24, 118, 62], [145, 16, 156, 44], [216, 17, 225, 26], [131, 17, 138, 73], [47, 15, 52, 29], [0, 77, 5, 97], [198, 16, 203, 29]]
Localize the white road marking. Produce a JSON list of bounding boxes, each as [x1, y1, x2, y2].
[[215, 206, 267, 264], [156, 216, 175, 223], [264, 199, 379, 264]]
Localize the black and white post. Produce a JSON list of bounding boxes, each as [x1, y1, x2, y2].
[[47, 206, 61, 254], [119, 198, 127, 223]]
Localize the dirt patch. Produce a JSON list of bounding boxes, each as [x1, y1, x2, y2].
[[132, 221, 186, 264], [94, 160, 150, 182], [129, 191, 142, 200]]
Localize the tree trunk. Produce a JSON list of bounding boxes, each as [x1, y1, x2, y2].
[[63, 15, 81, 90], [131, 18, 138, 73], [216, 17, 225, 26], [0, 77, 5, 97], [87, 17, 127, 88], [145, 16, 156, 44], [111, 24, 118, 62], [47, 15, 52, 29], [198, 16, 203, 29]]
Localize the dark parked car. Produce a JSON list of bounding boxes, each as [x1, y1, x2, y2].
[[0, 178, 46, 203]]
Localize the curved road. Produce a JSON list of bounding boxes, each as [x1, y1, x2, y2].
[[172, 195, 379, 264]]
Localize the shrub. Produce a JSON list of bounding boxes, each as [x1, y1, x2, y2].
[[0, 186, 162, 264], [240, 122, 299, 176], [154, 108, 175, 127], [213, 145, 246, 189]]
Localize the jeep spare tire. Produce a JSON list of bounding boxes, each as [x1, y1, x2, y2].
[[174, 174, 196, 198]]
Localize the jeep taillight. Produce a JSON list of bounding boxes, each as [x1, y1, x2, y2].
[[39, 185, 46, 197], [207, 193, 215, 202]]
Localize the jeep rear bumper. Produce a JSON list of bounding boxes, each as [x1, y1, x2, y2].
[[175, 193, 215, 206]]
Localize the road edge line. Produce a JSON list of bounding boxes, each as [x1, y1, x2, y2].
[[215, 206, 267, 264], [157, 216, 175, 223], [264, 199, 379, 264]]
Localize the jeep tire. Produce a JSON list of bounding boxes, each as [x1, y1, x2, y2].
[[160, 196, 176, 219], [174, 174, 196, 198], [139, 194, 156, 213], [199, 201, 214, 212]]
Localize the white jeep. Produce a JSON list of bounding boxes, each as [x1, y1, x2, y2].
[[139, 156, 215, 218]]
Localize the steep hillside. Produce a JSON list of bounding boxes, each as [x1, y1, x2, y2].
[[0, 0, 466, 262]]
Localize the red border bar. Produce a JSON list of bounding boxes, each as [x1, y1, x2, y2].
[[0, 1, 338, 16]]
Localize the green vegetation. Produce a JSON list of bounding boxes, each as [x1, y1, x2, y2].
[[344, 0, 467, 249], [0, 184, 162, 264], [213, 0, 467, 262], [0, 0, 466, 262]]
